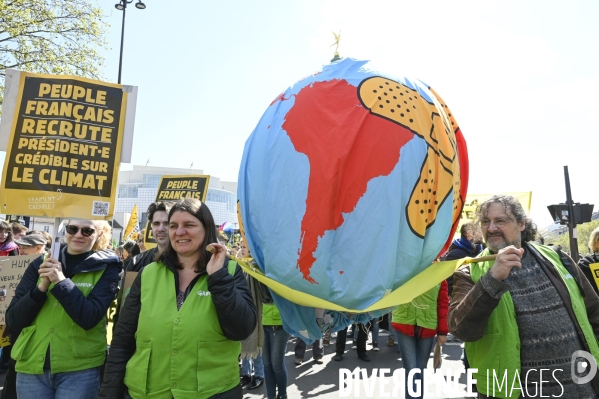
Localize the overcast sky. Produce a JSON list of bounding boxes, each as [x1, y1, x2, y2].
[[2, 0, 598, 228]]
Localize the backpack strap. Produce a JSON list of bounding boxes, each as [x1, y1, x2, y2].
[[529, 243, 585, 297], [556, 248, 585, 296]]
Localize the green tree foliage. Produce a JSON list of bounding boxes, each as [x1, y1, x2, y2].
[[0, 0, 108, 110], [545, 219, 599, 256]]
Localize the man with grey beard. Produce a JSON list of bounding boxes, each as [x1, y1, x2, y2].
[[448, 195, 599, 399]]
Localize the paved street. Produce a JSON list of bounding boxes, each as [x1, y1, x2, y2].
[[244, 331, 475, 399], [0, 331, 474, 398]]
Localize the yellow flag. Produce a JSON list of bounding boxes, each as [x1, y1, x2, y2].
[[458, 192, 532, 233], [123, 204, 139, 240]]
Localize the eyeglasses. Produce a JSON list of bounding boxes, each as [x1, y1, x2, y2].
[[65, 225, 96, 237], [480, 217, 514, 228]]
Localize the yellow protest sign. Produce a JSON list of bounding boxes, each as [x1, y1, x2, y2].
[[589, 263, 599, 291], [144, 225, 157, 249], [143, 175, 210, 249], [154, 175, 211, 201], [459, 192, 532, 231], [0, 325, 10, 347], [0, 71, 132, 219], [0, 254, 42, 326]]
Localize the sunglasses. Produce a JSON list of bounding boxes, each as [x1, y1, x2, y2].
[[65, 225, 96, 237]]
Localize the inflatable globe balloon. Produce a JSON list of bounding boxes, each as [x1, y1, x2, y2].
[[238, 58, 468, 340]]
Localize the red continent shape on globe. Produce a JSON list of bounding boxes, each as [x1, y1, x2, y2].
[[281, 79, 414, 283]]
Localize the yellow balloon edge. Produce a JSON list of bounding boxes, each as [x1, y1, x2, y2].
[[237, 257, 470, 313]]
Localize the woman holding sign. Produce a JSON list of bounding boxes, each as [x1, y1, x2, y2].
[[99, 198, 256, 399], [5, 219, 122, 399]]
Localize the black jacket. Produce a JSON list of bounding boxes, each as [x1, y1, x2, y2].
[[112, 248, 161, 329], [124, 247, 159, 272], [6, 249, 122, 333], [578, 253, 599, 296], [99, 256, 256, 398]]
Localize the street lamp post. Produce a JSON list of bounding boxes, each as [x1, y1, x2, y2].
[[115, 0, 146, 84], [547, 165, 595, 262], [564, 166, 579, 262]]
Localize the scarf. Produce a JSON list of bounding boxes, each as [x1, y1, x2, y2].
[[240, 273, 264, 360], [0, 241, 18, 254], [240, 258, 273, 359]]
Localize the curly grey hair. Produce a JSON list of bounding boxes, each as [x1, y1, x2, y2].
[[475, 195, 537, 243]]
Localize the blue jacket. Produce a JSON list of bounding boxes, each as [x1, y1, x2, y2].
[[443, 237, 482, 297], [442, 237, 482, 261]]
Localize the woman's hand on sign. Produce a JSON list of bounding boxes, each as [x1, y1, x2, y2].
[[206, 243, 227, 276], [38, 257, 66, 285]]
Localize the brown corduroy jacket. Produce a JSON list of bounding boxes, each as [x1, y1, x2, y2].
[[448, 242, 599, 397]]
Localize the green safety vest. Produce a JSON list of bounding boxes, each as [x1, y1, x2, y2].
[[466, 244, 599, 399], [11, 269, 107, 374], [124, 261, 240, 399], [262, 303, 282, 326], [391, 284, 440, 329]]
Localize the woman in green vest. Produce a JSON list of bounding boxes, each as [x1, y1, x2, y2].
[[262, 302, 290, 399], [99, 198, 257, 399], [391, 280, 449, 399], [6, 219, 122, 399]]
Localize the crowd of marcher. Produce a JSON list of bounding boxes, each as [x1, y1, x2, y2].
[[1, 194, 599, 399]]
